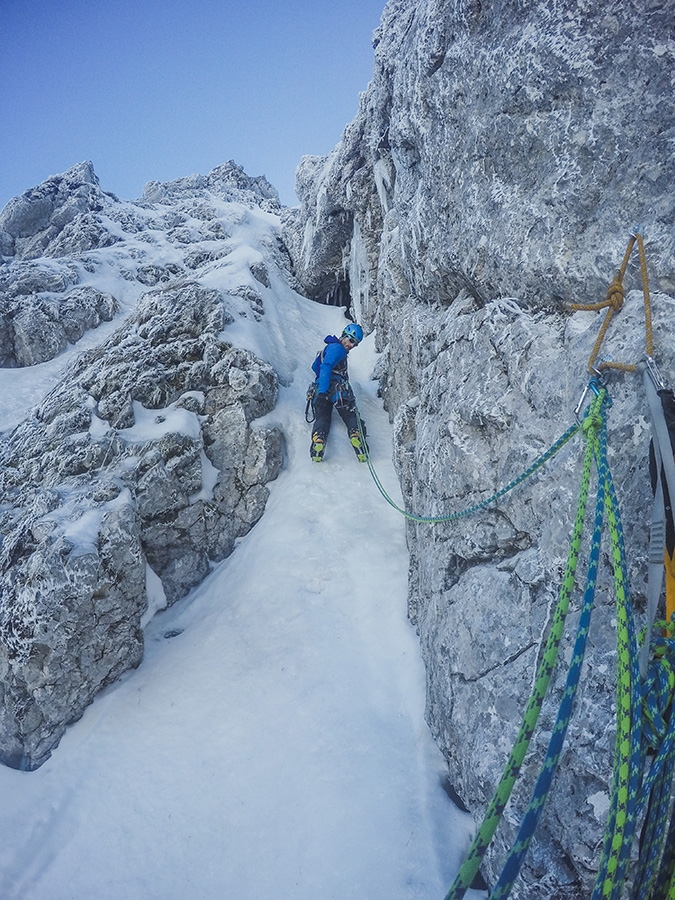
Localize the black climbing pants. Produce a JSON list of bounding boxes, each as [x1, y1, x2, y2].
[[312, 395, 358, 441]]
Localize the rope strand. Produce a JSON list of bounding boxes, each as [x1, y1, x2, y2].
[[350, 229, 673, 896], [571, 232, 653, 374], [442, 389, 607, 900], [355, 408, 580, 524]]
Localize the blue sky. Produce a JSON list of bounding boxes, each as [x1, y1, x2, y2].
[[1, 0, 386, 209]]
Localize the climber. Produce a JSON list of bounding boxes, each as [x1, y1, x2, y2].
[[309, 322, 367, 462]]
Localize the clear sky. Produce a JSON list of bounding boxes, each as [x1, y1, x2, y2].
[[1, 0, 386, 210]]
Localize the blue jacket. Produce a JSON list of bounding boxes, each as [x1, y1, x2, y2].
[[312, 335, 348, 394]]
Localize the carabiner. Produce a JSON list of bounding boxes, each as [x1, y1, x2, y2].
[[574, 377, 604, 423], [642, 354, 667, 392]]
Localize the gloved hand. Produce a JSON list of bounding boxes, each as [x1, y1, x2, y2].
[[315, 392, 329, 404]]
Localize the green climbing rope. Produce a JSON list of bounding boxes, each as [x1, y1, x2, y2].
[[488, 402, 610, 900], [442, 387, 607, 900], [433, 382, 675, 900], [590, 456, 643, 900], [632, 623, 675, 900], [590, 482, 675, 900], [354, 409, 581, 524]]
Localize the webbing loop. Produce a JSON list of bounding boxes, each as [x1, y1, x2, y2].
[[571, 231, 653, 374]]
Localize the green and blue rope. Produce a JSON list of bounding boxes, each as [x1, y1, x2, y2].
[[442, 389, 607, 900], [591, 441, 644, 900], [356, 379, 675, 899], [631, 628, 675, 900], [442, 387, 675, 900], [489, 406, 609, 899]]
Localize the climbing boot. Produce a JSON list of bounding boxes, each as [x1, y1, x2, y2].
[[349, 430, 367, 463], [310, 432, 326, 462]]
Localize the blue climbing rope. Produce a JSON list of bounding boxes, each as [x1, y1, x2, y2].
[[489, 402, 610, 899], [441, 387, 607, 900], [358, 376, 675, 900]]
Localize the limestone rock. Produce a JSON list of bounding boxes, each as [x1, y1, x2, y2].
[[0, 155, 295, 369], [284, 0, 675, 320], [0, 279, 283, 769], [0, 286, 118, 366], [0, 161, 109, 260], [0, 161, 290, 770], [142, 159, 281, 211]]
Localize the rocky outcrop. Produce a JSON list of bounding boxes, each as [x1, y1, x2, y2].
[[0, 162, 123, 367], [390, 289, 674, 897], [0, 159, 286, 370], [287, 0, 675, 321], [0, 161, 287, 770], [0, 161, 115, 261], [282, 1, 675, 896], [0, 277, 118, 366], [142, 159, 281, 211]]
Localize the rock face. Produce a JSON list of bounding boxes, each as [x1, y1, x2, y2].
[[288, 0, 675, 320], [0, 273, 118, 366], [0, 161, 111, 260], [282, 1, 675, 896], [0, 161, 286, 769], [0, 168, 122, 366]]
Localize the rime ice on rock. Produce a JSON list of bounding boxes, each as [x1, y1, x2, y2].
[[0, 161, 287, 769]]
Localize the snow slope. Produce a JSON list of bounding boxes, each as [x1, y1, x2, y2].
[[0, 223, 485, 899]]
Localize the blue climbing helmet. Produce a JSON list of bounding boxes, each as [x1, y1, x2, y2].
[[342, 323, 363, 344]]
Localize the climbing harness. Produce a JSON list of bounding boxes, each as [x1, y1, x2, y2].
[[353, 232, 675, 899], [307, 339, 357, 423], [331, 380, 356, 410]]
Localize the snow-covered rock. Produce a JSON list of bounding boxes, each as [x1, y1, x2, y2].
[[0, 161, 288, 769], [287, 0, 675, 318], [0, 161, 106, 258], [2, 1, 674, 893]]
